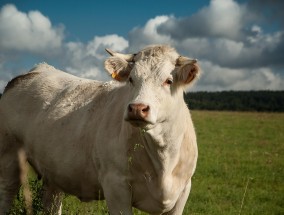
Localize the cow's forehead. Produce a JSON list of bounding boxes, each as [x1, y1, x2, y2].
[[134, 45, 179, 63], [132, 45, 179, 77]]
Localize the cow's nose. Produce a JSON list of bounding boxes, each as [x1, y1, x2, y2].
[[128, 103, 150, 120]]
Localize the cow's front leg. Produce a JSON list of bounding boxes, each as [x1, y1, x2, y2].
[[102, 173, 133, 215], [162, 180, 192, 215]]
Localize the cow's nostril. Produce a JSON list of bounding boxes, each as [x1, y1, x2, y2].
[[128, 104, 133, 112], [142, 106, 150, 113]]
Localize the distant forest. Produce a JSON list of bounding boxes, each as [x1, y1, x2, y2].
[[1, 91, 283, 112], [185, 91, 284, 112]]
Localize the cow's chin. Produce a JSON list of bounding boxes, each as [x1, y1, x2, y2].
[[125, 119, 155, 129]]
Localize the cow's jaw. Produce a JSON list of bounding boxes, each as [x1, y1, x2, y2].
[[125, 118, 155, 129]]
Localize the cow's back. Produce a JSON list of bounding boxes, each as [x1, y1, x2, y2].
[[1, 63, 99, 134]]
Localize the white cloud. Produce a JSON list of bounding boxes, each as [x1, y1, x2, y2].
[[87, 34, 128, 60], [0, 80, 6, 93], [128, 16, 173, 52], [129, 14, 283, 70], [174, 37, 244, 65], [0, 3, 129, 90], [193, 0, 244, 40], [124, 0, 284, 93], [237, 69, 283, 91], [157, 0, 246, 41], [193, 61, 284, 91], [0, 1, 283, 93], [64, 34, 128, 80], [0, 4, 63, 54]]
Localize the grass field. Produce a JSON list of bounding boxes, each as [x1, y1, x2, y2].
[[9, 111, 284, 214]]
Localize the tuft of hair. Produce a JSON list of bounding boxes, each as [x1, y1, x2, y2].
[[136, 44, 176, 58]]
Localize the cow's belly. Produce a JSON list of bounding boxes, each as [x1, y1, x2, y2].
[[30, 155, 104, 201], [26, 140, 103, 201]]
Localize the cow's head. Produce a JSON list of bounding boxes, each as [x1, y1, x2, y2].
[[104, 45, 200, 129]]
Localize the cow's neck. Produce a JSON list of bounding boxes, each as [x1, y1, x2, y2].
[[137, 105, 187, 176]]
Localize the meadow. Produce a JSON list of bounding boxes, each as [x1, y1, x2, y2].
[[9, 111, 284, 214]]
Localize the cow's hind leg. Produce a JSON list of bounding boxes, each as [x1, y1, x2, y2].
[[42, 182, 63, 215], [0, 132, 21, 214]]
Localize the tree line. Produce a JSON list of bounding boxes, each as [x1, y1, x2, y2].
[[1, 90, 283, 112], [185, 91, 284, 112]]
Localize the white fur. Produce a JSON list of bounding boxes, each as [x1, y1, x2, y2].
[[0, 45, 199, 215]]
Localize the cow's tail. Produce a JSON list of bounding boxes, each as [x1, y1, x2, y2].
[[18, 148, 33, 215]]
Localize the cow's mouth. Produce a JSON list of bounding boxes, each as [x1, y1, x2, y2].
[[125, 118, 154, 128]]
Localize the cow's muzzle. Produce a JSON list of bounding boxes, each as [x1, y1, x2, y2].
[[125, 103, 152, 127]]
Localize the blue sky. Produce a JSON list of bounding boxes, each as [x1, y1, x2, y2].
[[0, 0, 283, 92], [1, 0, 210, 41]]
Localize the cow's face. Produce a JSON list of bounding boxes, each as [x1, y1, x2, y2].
[[104, 45, 200, 129]]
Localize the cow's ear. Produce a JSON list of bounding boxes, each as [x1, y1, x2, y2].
[[175, 56, 200, 85], [104, 48, 134, 82], [104, 57, 132, 81]]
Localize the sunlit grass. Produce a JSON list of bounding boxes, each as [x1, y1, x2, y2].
[[187, 111, 284, 214]]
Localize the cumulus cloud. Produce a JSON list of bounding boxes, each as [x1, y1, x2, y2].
[[0, 4, 65, 92], [126, 0, 284, 91], [0, 4, 64, 54], [172, 29, 284, 69], [128, 16, 173, 52], [152, 0, 284, 69], [193, 61, 283, 91], [0, 4, 129, 92], [64, 34, 128, 80], [0, 80, 6, 93], [86, 34, 128, 60], [246, 0, 284, 27], [0, 1, 283, 93], [158, 0, 247, 41]]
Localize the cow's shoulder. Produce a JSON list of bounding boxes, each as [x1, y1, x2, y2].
[[4, 72, 40, 94], [3, 63, 60, 93], [4, 63, 82, 94]]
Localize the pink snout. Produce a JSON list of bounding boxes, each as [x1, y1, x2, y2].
[[127, 103, 150, 121]]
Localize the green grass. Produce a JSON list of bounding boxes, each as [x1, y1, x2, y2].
[[9, 111, 284, 214], [187, 111, 284, 215]]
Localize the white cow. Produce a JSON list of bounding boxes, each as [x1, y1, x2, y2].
[[0, 45, 199, 215]]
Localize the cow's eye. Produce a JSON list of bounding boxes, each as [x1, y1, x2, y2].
[[129, 77, 134, 84], [164, 78, 173, 86]]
